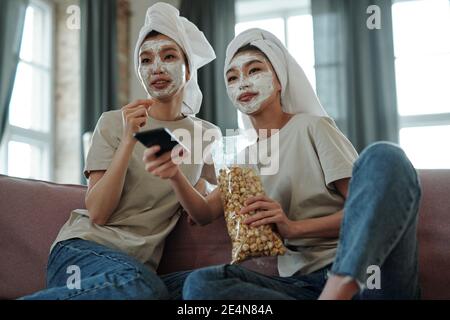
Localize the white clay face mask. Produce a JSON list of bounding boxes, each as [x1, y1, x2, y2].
[[138, 39, 186, 100], [226, 53, 275, 115]]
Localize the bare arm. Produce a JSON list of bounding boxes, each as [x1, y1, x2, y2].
[[85, 100, 152, 225], [243, 178, 350, 239], [286, 209, 343, 239], [143, 145, 223, 226], [85, 141, 135, 225], [286, 178, 349, 238], [170, 170, 223, 225]]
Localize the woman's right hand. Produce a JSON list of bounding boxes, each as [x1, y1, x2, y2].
[[143, 145, 185, 180], [121, 99, 153, 145]]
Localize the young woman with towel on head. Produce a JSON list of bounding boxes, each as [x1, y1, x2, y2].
[[21, 3, 219, 300], [144, 28, 422, 300]]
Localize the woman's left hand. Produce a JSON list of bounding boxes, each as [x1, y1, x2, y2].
[[240, 195, 294, 239]]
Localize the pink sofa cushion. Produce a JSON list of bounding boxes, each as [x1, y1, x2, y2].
[[417, 170, 450, 299], [0, 174, 276, 299], [0, 175, 86, 299], [1, 170, 450, 299]]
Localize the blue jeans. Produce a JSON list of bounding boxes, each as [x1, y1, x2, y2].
[[183, 142, 422, 300], [20, 238, 190, 300]]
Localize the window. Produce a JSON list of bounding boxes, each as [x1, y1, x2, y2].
[[392, 0, 450, 168], [0, 0, 54, 180], [235, 0, 315, 129]]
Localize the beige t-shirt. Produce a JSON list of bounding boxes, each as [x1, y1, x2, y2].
[[53, 110, 220, 272], [249, 113, 358, 277]]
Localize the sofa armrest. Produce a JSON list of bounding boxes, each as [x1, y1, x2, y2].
[[0, 175, 86, 299]]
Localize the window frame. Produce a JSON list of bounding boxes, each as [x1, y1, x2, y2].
[[236, 8, 311, 48], [392, 0, 450, 168], [0, 0, 55, 181], [394, 0, 450, 125]]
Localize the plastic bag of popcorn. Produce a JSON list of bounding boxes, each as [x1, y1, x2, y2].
[[213, 136, 286, 264]]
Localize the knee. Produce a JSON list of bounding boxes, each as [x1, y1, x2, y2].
[[360, 142, 408, 166], [183, 265, 226, 300], [359, 142, 413, 175], [357, 142, 421, 196]]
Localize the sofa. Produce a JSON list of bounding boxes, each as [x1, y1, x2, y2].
[[1, 171, 449, 300]]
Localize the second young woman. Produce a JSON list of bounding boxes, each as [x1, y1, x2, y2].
[[144, 28, 422, 300]]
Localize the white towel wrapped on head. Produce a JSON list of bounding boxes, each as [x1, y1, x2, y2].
[[225, 28, 328, 130], [134, 2, 216, 115]]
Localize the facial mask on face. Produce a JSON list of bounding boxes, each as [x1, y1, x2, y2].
[[226, 53, 275, 115], [138, 39, 186, 99]]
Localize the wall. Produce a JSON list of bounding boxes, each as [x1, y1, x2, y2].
[[53, 0, 81, 184], [53, 0, 131, 184], [117, 0, 131, 107]]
